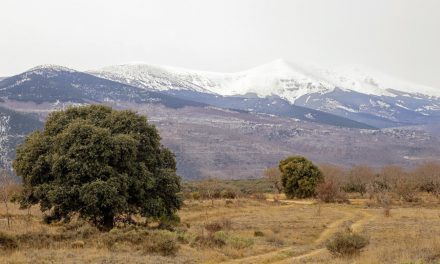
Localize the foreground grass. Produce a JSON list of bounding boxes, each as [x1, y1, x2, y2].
[[1, 195, 440, 263]]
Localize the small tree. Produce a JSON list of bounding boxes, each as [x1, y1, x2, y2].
[[343, 166, 375, 197], [264, 167, 282, 194], [279, 156, 323, 199], [0, 170, 19, 228], [13, 105, 182, 230], [413, 162, 440, 197]]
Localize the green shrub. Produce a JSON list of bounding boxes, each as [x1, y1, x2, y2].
[[279, 156, 323, 198], [227, 236, 254, 249], [0, 232, 18, 251], [213, 231, 228, 245], [326, 231, 369, 256]]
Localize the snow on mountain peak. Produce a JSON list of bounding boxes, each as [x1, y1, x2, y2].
[[327, 65, 440, 98], [90, 63, 211, 93], [90, 60, 440, 103], [28, 64, 76, 73]]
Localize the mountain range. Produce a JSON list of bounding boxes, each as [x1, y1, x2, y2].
[[0, 60, 439, 178], [89, 59, 440, 128]]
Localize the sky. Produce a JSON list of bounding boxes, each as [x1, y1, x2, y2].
[[1, 0, 440, 87]]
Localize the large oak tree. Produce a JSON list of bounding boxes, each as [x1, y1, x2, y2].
[[13, 105, 181, 230]]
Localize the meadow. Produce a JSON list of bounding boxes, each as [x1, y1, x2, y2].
[[1, 186, 440, 264]]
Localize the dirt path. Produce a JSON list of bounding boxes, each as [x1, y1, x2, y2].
[[219, 207, 373, 264], [271, 210, 374, 264]]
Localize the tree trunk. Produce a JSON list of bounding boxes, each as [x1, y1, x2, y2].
[[102, 213, 114, 231]]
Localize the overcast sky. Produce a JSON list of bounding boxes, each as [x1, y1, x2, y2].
[[1, 0, 439, 87]]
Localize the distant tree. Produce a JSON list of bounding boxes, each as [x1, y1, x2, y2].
[[13, 105, 182, 230], [343, 165, 375, 197], [279, 156, 323, 198], [0, 169, 19, 228], [412, 162, 440, 197], [264, 167, 282, 194]]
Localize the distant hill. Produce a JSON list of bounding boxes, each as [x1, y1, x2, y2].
[[0, 65, 206, 109]]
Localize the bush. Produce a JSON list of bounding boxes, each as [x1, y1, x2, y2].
[[103, 228, 178, 256], [61, 220, 99, 239], [205, 222, 223, 234], [343, 166, 375, 197], [191, 192, 201, 200], [342, 182, 367, 197], [394, 179, 418, 202], [227, 236, 254, 249], [316, 179, 348, 203], [204, 219, 232, 235], [145, 231, 179, 256], [193, 232, 226, 248], [220, 189, 237, 199], [16, 222, 97, 249], [0, 232, 18, 251], [326, 231, 369, 256], [158, 214, 181, 231], [70, 240, 85, 248], [279, 156, 323, 198], [252, 193, 267, 200], [265, 233, 284, 246]]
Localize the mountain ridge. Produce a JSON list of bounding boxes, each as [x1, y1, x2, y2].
[[90, 60, 440, 128]]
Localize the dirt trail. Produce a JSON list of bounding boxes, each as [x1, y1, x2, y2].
[[219, 207, 373, 264], [271, 210, 373, 264]]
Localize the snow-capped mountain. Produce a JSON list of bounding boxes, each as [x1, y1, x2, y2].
[[89, 64, 211, 94], [0, 65, 206, 108], [91, 59, 440, 128]]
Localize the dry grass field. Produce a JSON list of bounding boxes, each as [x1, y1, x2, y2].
[[1, 193, 440, 264]]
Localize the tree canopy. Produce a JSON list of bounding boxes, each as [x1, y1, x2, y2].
[[13, 105, 182, 230], [279, 156, 323, 198]]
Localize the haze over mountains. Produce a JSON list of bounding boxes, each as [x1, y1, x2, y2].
[[0, 60, 440, 178]]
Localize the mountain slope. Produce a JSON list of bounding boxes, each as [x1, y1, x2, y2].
[[165, 90, 375, 129], [0, 106, 43, 169], [89, 64, 211, 93], [0, 65, 207, 109], [92, 60, 440, 128]]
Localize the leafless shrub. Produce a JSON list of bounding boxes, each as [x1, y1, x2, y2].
[[316, 179, 348, 203], [0, 170, 20, 228], [394, 178, 418, 203], [342, 165, 375, 197], [264, 167, 282, 194]]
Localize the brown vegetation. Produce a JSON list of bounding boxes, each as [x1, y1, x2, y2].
[[1, 162, 440, 263]]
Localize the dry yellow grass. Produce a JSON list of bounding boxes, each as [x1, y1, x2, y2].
[[1, 196, 440, 264]]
